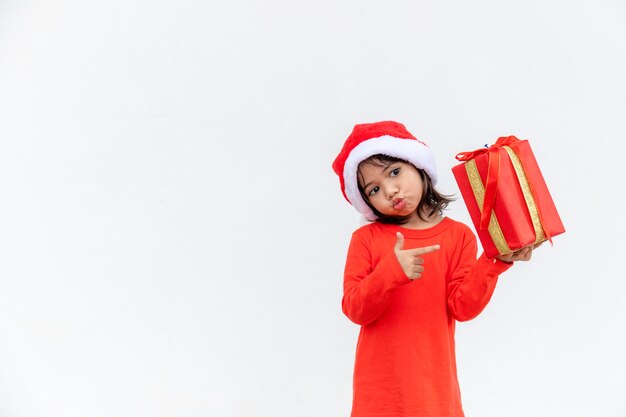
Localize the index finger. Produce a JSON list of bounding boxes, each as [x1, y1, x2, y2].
[[408, 244, 441, 256]]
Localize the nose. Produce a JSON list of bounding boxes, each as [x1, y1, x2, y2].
[[385, 184, 398, 199]]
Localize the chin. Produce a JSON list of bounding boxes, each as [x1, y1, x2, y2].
[[390, 210, 415, 218]]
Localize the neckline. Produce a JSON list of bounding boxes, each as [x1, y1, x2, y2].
[[375, 217, 453, 239]]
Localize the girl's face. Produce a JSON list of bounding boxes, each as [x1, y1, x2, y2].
[[358, 160, 424, 219]]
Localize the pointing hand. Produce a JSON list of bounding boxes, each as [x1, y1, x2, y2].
[[394, 232, 440, 281]]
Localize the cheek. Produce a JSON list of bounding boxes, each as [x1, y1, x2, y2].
[[369, 194, 387, 208]]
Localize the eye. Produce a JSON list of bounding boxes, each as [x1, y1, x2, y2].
[[390, 167, 400, 177], [368, 186, 380, 196]]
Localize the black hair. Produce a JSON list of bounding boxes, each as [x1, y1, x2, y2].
[[357, 154, 455, 225]]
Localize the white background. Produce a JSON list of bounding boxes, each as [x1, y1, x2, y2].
[[1, 1, 625, 416]]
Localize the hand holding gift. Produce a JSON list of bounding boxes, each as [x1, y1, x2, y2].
[[496, 241, 543, 263]]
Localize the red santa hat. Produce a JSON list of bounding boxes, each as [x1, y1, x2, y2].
[[332, 121, 438, 221]]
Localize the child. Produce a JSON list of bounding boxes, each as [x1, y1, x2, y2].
[[332, 121, 536, 417]]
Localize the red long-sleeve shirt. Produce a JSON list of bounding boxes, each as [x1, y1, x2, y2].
[[342, 217, 512, 417]]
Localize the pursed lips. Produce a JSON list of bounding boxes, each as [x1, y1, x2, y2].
[[392, 198, 406, 210]]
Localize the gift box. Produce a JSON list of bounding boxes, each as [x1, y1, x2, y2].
[[452, 136, 565, 259]]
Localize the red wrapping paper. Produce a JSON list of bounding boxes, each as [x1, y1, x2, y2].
[[452, 136, 565, 259]]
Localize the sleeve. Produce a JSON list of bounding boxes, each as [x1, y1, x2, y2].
[[446, 229, 513, 322], [341, 231, 410, 326]]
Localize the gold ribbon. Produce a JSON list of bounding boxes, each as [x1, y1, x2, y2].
[[464, 146, 545, 255], [503, 147, 546, 244]]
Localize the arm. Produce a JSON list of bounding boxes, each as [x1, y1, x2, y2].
[[446, 234, 513, 322], [341, 232, 409, 326]]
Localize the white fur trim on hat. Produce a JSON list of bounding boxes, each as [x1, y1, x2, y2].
[[342, 135, 438, 221]]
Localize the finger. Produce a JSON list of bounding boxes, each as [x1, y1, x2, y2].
[[412, 257, 424, 265], [395, 232, 405, 252], [411, 271, 422, 280], [413, 265, 424, 274], [532, 241, 544, 250], [496, 253, 513, 263], [408, 244, 441, 256], [515, 247, 531, 261], [524, 248, 533, 261]]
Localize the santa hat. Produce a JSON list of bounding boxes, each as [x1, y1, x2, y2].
[[332, 121, 438, 221]]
